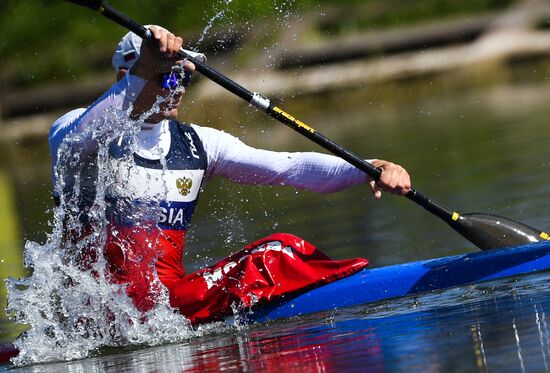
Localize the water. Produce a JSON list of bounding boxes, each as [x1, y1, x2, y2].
[[2, 73, 550, 369], [4, 272, 550, 372], [195, 0, 233, 48]]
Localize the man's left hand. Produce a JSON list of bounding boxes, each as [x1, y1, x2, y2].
[[368, 159, 411, 199]]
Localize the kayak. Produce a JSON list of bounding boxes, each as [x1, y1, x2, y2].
[[3, 241, 549, 365], [247, 241, 550, 323]]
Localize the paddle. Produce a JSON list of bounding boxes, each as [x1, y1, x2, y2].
[[64, 0, 550, 250]]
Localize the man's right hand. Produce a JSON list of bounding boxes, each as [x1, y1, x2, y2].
[[130, 26, 184, 80]]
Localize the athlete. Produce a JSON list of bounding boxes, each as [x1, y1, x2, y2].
[[49, 26, 412, 323]]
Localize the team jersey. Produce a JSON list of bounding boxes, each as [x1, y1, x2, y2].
[[48, 72, 369, 309]]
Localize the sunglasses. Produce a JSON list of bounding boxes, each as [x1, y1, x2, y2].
[[161, 67, 192, 90]]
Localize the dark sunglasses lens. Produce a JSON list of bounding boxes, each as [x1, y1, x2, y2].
[[161, 70, 191, 90], [161, 72, 179, 90]]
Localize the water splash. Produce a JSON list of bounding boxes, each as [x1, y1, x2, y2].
[[6, 104, 195, 366], [5, 0, 302, 365], [195, 3, 232, 48]]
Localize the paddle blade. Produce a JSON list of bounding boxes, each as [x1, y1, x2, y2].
[[64, 0, 105, 10], [451, 213, 549, 250]]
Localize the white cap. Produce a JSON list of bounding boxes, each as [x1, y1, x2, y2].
[[111, 27, 207, 72]]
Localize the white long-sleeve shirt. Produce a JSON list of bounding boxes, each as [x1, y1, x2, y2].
[[48, 73, 368, 197]]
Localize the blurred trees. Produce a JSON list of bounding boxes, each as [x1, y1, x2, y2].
[[0, 0, 513, 88]]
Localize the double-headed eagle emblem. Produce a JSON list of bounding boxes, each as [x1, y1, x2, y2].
[[176, 177, 193, 196]]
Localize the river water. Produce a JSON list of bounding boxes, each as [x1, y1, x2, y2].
[[1, 73, 550, 371]]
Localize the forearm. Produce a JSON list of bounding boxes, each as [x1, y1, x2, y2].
[[196, 126, 367, 193], [49, 73, 146, 155]]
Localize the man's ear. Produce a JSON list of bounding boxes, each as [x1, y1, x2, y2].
[[117, 69, 127, 82]]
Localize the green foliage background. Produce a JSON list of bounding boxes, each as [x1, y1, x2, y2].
[[0, 0, 512, 88]]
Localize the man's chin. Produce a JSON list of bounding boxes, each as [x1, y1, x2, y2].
[[158, 108, 179, 120], [164, 108, 179, 119]]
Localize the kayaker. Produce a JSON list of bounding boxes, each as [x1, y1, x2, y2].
[[48, 26, 412, 323]]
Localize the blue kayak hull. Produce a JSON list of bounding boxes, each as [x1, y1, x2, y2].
[[250, 241, 550, 322]]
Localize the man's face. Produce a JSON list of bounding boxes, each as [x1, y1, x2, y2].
[[151, 61, 194, 122], [119, 60, 195, 123]]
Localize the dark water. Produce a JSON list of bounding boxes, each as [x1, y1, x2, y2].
[[1, 77, 550, 370]]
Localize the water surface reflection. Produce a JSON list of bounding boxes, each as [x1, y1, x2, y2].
[[6, 271, 550, 372]]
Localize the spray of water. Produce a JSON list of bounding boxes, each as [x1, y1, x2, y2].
[[195, 0, 234, 48], [5, 101, 201, 366], [5, 0, 301, 365]]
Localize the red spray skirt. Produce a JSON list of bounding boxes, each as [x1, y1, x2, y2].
[[169, 233, 369, 324]]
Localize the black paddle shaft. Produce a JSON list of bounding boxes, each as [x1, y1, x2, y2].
[[73, 1, 455, 219], [180, 52, 458, 224], [64, 0, 550, 249]]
